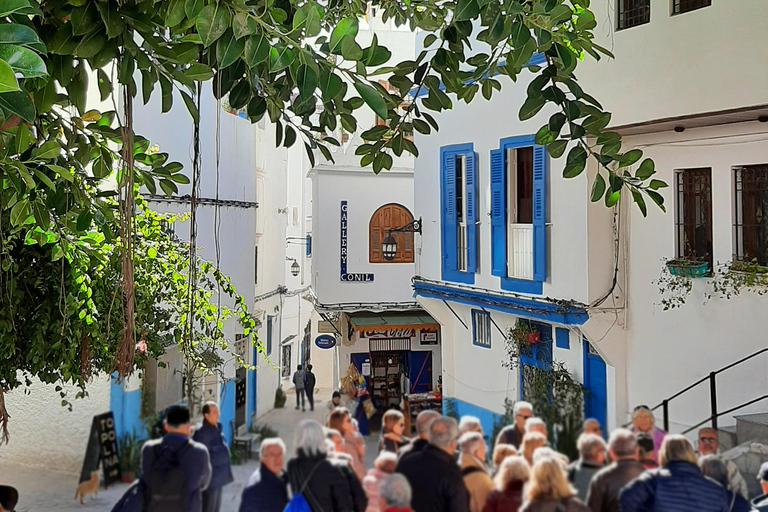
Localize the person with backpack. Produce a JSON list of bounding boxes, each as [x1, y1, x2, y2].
[[293, 365, 306, 411], [286, 419, 367, 512], [193, 402, 234, 512], [141, 405, 212, 512]]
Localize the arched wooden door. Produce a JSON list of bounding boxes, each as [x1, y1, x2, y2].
[[369, 203, 414, 263]]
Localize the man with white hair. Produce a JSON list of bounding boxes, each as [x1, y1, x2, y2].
[[397, 410, 440, 462], [525, 417, 548, 437], [459, 432, 493, 512], [567, 433, 606, 502], [459, 416, 483, 435], [586, 428, 645, 512], [396, 417, 470, 512], [379, 474, 413, 512], [583, 418, 603, 438], [239, 438, 289, 512], [495, 401, 532, 449]]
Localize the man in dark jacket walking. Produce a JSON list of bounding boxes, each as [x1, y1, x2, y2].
[[568, 433, 605, 502], [192, 402, 235, 512], [396, 416, 470, 512], [141, 405, 211, 512], [494, 401, 532, 450], [587, 428, 645, 512], [397, 410, 441, 462], [293, 365, 306, 411], [304, 364, 317, 411], [239, 438, 289, 512]]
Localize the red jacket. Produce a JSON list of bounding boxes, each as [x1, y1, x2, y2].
[[482, 481, 525, 512]]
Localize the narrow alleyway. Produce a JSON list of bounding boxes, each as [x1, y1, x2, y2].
[[0, 389, 379, 512]]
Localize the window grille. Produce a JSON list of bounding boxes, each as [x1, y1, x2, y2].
[[672, 0, 710, 14], [734, 165, 768, 266], [618, 0, 650, 29], [472, 310, 491, 348], [675, 168, 713, 269]]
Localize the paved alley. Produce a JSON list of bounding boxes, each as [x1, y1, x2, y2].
[[0, 389, 379, 512]]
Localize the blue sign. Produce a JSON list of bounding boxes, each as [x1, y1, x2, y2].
[[315, 335, 337, 349], [340, 201, 374, 282]]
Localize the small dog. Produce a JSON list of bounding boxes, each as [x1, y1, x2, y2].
[[74, 471, 99, 504]]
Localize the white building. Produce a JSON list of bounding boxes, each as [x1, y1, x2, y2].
[[412, 0, 768, 444]]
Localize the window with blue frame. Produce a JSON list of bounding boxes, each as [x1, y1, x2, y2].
[[490, 136, 547, 294], [440, 143, 477, 284], [472, 310, 491, 348]]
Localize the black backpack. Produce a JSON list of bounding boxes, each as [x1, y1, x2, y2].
[[143, 441, 191, 512]]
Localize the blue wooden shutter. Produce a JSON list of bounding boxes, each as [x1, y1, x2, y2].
[[532, 145, 547, 281], [490, 149, 506, 277], [465, 151, 477, 273], [442, 151, 458, 273]]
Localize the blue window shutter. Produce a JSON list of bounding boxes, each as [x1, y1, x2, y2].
[[442, 151, 458, 274], [490, 149, 506, 277], [465, 151, 477, 273], [555, 327, 570, 349], [532, 144, 547, 282]]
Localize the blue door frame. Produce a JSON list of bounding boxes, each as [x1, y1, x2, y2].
[[583, 340, 607, 434]]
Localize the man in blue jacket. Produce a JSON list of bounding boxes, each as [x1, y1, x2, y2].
[[239, 438, 289, 512], [752, 462, 768, 511], [142, 405, 211, 512], [193, 402, 235, 512]]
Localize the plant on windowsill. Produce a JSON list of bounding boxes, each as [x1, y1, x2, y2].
[[655, 260, 694, 310], [708, 258, 768, 300], [510, 319, 539, 345], [665, 258, 710, 278]]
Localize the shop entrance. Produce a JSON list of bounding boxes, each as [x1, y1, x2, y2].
[[370, 351, 407, 411]]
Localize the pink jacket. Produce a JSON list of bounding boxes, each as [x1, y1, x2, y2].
[[363, 468, 388, 512]]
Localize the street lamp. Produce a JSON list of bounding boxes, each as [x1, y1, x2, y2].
[[381, 218, 422, 261], [291, 260, 300, 277]]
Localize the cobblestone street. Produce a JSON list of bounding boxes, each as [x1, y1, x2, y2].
[[0, 389, 378, 512]]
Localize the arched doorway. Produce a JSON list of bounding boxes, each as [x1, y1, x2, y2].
[[369, 203, 414, 263]]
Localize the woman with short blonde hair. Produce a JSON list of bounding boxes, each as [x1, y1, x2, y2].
[[520, 457, 590, 512], [658, 434, 697, 466], [520, 432, 547, 467], [483, 456, 529, 512]]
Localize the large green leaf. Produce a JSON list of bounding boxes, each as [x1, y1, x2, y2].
[[0, 59, 18, 93], [0, 23, 40, 46], [233, 12, 258, 39], [70, 3, 98, 36], [0, 0, 31, 17], [268, 45, 294, 72], [354, 81, 387, 120], [563, 145, 587, 178], [293, 3, 322, 37], [166, 0, 186, 26], [455, 0, 480, 21], [0, 44, 46, 78], [216, 30, 245, 69], [96, 2, 125, 39], [185, 0, 204, 19], [319, 70, 342, 100], [244, 34, 269, 67], [296, 64, 317, 100], [197, 3, 230, 48], [329, 18, 358, 54], [184, 63, 214, 81], [0, 89, 35, 122]]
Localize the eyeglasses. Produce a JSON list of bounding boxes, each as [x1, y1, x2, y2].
[[699, 437, 717, 444], [516, 413, 532, 419]]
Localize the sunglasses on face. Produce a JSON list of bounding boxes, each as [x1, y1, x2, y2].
[[633, 405, 651, 412], [516, 413, 532, 419]]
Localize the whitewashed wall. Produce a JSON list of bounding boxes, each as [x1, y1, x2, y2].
[[617, 122, 768, 431], [1, 375, 111, 473], [311, 167, 419, 306], [578, 0, 768, 127]]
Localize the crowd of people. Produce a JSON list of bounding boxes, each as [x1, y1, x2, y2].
[[107, 396, 768, 512]]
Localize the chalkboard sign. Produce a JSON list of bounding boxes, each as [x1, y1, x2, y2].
[[79, 412, 122, 487]]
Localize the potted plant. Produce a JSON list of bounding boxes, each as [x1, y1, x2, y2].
[[511, 319, 538, 345], [665, 258, 709, 278], [118, 432, 141, 483]]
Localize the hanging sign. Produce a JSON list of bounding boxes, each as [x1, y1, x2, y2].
[[315, 334, 337, 349], [340, 201, 374, 282]]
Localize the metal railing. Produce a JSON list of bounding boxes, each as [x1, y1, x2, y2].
[[642, 347, 768, 433]]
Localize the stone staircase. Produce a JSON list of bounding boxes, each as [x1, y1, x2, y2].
[[719, 413, 768, 499]]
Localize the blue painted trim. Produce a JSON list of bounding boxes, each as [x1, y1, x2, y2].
[[471, 310, 491, 348], [445, 397, 504, 441], [413, 280, 588, 325], [440, 143, 476, 285], [583, 339, 608, 434], [220, 379, 236, 445], [493, 135, 547, 294], [411, 54, 547, 98], [555, 327, 570, 349], [109, 374, 145, 441]]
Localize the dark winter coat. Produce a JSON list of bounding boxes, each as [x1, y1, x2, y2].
[[141, 434, 212, 512], [304, 370, 317, 390], [726, 490, 756, 512], [193, 421, 235, 490], [586, 458, 646, 512], [286, 450, 367, 512], [396, 444, 470, 512], [482, 480, 525, 512], [495, 425, 525, 450], [619, 461, 730, 512], [397, 438, 429, 462], [567, 460, 604, 502], [238, 464, 289, 512]]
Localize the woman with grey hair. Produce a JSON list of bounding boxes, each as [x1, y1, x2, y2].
[[286, 420, 367, 511], [698, 455, 752, 512], [379, 474, 413, 512]]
